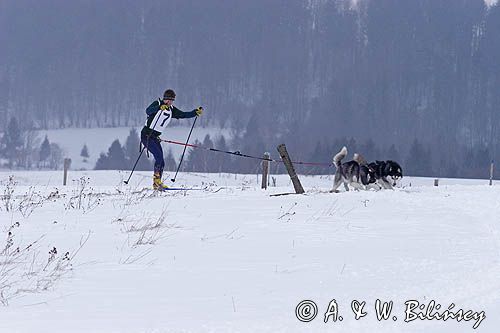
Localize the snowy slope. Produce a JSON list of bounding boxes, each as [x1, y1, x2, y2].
[[0, 171, 499, 332]]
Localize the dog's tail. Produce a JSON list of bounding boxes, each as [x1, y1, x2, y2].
[[333, 146, 348, 168], [353, 153, 368, 166]]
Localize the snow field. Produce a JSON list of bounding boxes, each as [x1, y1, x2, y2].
[[0, 171, 499, 332]]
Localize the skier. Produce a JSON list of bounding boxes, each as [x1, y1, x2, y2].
[[141, 89, 203, 190]]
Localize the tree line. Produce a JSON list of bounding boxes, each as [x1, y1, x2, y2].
[[1, 0, 499, 163], [92, 128, 496, 180], [0, 117, 63, 170], [0, 115, 496, 180]]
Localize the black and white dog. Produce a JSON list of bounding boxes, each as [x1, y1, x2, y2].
[[367, 160, 403, 189], [330, 147, 377, 192]]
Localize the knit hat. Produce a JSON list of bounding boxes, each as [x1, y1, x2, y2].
[[163, 89, 176, 100]]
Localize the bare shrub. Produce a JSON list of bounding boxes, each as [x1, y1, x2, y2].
[[0, 227, 90, 306], [121, 187, 154, 207], [17, 187, 61, 218], [0, 177, 62, 217], [65, 177, 101, 213], [114, 206, 181, 249], [1, 176, 17, 212]]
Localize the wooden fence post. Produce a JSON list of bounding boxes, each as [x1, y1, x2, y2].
[[63, 158, 71, 186], [490, 160, 494, 186], [277, 144, 304, 194], [261, 152, 270, 189]]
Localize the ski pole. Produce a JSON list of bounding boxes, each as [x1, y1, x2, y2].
[[171, 116, 198, 182], [124, 106, 163, 184], [124, 145, 146, 184]]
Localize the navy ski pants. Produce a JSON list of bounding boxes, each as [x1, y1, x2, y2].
[[141, 133, 164, 176]]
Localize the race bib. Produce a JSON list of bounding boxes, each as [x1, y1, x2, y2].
[[146, 108, 172, 133]]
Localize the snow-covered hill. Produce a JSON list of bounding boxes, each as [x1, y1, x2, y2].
[[37, 126, 232, 170], [0, 171, 499, 332]]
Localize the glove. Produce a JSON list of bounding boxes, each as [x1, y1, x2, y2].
[[160, 104, 168, 111], [195, 107, 203, 116]]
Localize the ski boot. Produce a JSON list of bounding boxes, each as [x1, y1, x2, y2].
[[153, 172, 169, 191]]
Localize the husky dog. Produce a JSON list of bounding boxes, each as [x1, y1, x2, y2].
[[354, 153, 382, 190], [330, 147, 377, 192], [367, 160, 403, 189]]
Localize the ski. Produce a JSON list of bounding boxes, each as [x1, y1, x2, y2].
[[159, 187, 203, 191], [126, 186, 223, 194]]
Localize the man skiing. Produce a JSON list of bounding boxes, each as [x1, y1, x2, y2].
[[141, 89, 203, 190]]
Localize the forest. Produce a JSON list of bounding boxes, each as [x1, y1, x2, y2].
[[1, 0, 499, 177]]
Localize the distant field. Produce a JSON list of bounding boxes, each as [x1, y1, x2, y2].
[[36, 126, 233, 170]]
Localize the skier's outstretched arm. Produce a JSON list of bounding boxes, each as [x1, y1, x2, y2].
[[172, 106, 203, 119]]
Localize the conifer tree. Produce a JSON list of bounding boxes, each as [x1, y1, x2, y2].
[[106, 139, 127, 170], [214, 135, 229, 173], [164, 148, 177, 172], [39, 135, 51, 166], [94, 139, 127, 170], [123, 128, 151, 170], [406, 139, 432, 176], [80, 144, 89, 159], [385, 144, 400, 162], [185, 139, 202, 172], [94, 153, 108, 170], [0, 117, 24, 168]]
